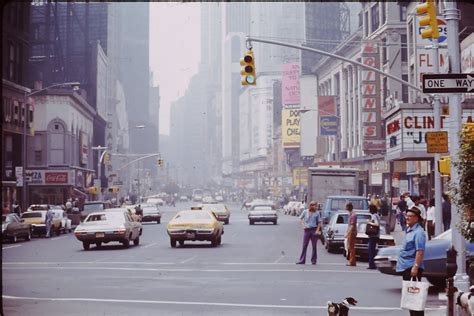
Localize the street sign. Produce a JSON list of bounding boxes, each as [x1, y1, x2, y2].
[[426, 131, 449, 153], [15, 166, 23, 177], [16, 177, 23, 187], [422, 73, 474, 93]]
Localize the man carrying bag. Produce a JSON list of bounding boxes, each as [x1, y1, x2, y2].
[[397, 206, 427, 315]]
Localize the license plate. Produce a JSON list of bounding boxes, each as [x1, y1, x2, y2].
[[186, 233, 195, 239], [96, 232, 105, 238]]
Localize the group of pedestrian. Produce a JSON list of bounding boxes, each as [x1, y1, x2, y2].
[[295, 197, 427, 315]]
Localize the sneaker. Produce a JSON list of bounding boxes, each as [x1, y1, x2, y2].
[[296, 262, 305, 265]]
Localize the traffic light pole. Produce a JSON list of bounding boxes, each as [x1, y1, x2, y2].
[[431, 38, 443, 237], [444, 1, 469, 294]]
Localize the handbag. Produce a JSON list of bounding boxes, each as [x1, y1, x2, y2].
[[400, 278, 429, 311], [365, 223, 380, 236]]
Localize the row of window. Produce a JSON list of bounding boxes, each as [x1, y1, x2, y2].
[[2, 96, 33, 128], [360, 3, 408, 37]]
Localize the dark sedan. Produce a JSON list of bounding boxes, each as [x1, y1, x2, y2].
[[374, 229, 474, 287], [2, 214, 31, 243]]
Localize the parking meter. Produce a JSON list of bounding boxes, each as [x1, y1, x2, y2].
[[447, 246, 458, 278]]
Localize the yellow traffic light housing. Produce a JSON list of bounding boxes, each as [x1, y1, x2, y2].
[[108, 186, 120, 193], [87, 186, 99, 195], [157, 159, 164, 167], [103, 153, 111, 164], [416, 0, 439, 39], [438, 156, 451, 176], [240, 50, 256, 86]]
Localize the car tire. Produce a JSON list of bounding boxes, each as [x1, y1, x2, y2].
[[134, 236, 140, 246], [123, 238, 130, 248], [83, 242, 90, 250], [170, 239, 177, 248], [217, 236, 222, 245], [273, 220, 277, 225], [178, 240, 184, 246], [10, 235, 17, 243], [25, 231, 31, 241], [157, 219, 161, 224], [249, 220, 254, 225], [211, 237, 218, 247], [96, 242, 102, 248]]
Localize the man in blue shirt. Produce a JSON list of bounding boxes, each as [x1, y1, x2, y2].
[[296, 201, 321, 265], [396, 206, 426, 316]]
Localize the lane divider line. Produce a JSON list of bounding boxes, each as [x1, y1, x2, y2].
[[2, 244, 22, 250]]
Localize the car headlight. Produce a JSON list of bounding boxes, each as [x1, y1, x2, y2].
[[2, 224, 7, 232]]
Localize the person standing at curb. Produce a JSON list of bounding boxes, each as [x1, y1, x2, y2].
[[45, 208, 54, 238], [367, 204, 380, 269], [396, 206, 426, 316], [345, 202, 357, 267], [296, 201, 321, 265]]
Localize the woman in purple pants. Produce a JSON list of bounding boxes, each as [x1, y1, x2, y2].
[[296, 201, 321, 265]]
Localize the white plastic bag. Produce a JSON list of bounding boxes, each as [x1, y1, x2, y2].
[[400, 279, 429, 311]]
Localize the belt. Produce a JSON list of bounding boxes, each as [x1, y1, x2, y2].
[[304, 227, 316, 231]]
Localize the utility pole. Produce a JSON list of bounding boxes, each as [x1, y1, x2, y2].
[[443, 0, 470, 295]]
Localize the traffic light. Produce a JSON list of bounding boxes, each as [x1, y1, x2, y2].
[[108, 186, 120, 193], [240, 50, 256, 86], [157, 159, 164, 167], [416, 0, 439, 39], [104, 153, 111, 164], [438, 156, 451, 176], [87, 186, 99, 194]]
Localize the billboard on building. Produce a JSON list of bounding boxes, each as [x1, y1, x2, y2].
[[292, 166, 308, 186], [361, 40, 385, 154], [282, 63, 300, 107], [385, 107, 474, 160], [282, 106, 300, 149], [318, 96, 337, 136], [80, 132, 88, 165]]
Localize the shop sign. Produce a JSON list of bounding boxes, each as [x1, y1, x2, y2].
[[282, 63, 300, 106], [385, 108, 474, 158], [282, 107, 300, 149], [292, 167, 308, 186], [371, 160, 390, 173], [26, 170, 44, 184], [45, 172, 69, 184], [76, 170, 85, 188]]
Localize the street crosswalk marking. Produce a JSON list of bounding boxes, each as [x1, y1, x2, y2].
[[2, 244, 22, 250], [2, 294, 447, 312]]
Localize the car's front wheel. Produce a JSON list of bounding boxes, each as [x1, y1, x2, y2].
[[170, 239, 177, 248], [134, 236, 140, 246], [83, 242, 90, 250], [9, 235, 17, 243], [179, 240, 184, 246], [157, 218, 161, 224], [123, 238, 130, 248], [273, 220, 277, 225], [211, 237, 219, 247]]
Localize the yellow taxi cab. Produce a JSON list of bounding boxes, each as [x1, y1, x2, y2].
[[199, 203, 230, 224], [21, 207, 62, 237], [167, 209, 223, 248]]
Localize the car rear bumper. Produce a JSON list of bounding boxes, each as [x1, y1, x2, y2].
[[168, 229, 218, 241], [142, 215, 161, 222], [248, 215, 277, 222], [75, 231, 129, 243]]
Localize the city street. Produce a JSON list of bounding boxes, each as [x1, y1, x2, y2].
[[3, 203, 446, 316]]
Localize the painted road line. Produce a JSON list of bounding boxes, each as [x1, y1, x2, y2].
[[180, 256, 197, 264], [51, 236, 68, 241], [2, 266, 378, 274], [2, 244, 22, 250], [1, 295, 447, 312], [273, 255, 285, 264], [142, 242, 158, 249]]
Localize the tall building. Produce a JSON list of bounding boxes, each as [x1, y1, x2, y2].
[[2, 2, 32, 209]]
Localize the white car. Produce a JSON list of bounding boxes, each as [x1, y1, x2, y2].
[[146, 198, 164, 206], [51, 208, 72, 233]]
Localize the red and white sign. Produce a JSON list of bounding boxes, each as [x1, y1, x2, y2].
[[361, 41, 384, 154], [282, 63, 300, 107], [45, 172, 69, 184]]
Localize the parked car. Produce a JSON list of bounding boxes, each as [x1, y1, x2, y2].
[[323, 211, 372, 252], [2, 213, 31, 242], [21, 210, 61, 237], [179, 196, 189, 202], [374, 229, 474, 287], [141, 204, 161, 224], [215, 195, 224, 202], [51, 208, 72, 233], [248, 205, 278, 225], [81, 201, 112, 222], [167, 210, 224, 248], [319, 195, 369, 226], [74, 208, 142, 250], [200, 203, 230, 224], [146, 197, 164, 206], [353, 222, 396, 259]]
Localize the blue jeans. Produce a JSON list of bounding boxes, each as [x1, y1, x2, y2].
[[368, 236, 379, 268]]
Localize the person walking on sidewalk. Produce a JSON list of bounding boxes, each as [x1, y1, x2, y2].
[[296, 201, 321, 265], [345, 202, 357, 267], [442, 193, 451, 231], [45, 208, 54, 238], [396, 206, 426, 316], [367, 204, 381, 269], [397, 195, 408, 232]]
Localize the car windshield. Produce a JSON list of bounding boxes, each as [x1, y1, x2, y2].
[[173, 211, 211, 221], [29, 205, 48, 211], [252, 206, 273, 211], [202, 204, 226, 212], [21, 212, 43, 218], [330, 199, 368, 211], [85, 212, 123, 222]]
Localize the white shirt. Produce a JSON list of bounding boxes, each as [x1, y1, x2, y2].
[[415, 203, 426, 219], [406, 197, 415, 209], [427, 206, 435, 222]]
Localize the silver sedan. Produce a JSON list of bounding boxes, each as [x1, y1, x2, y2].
[[74, 208, 142, 250]]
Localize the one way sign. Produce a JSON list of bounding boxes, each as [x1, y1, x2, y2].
[[422, 73, 474, 94]]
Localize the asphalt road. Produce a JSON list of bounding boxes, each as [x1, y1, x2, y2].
[[2, 202, 447, 315]]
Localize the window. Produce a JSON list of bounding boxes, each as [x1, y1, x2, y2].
[[402, 74, 409, 103], [381, 2, 386, 25], [400, 5, 407, 22], [381, 38, 387, 65], [49, 121, 66, 164], [358, 11, 363, 28], [364, 11, 369, 37], [371, 4, 380, 33], [401, 34, 408, 62], [408, 21, 414, 56]]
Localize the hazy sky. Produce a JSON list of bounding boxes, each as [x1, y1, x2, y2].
[[149, 2, 201, 135]]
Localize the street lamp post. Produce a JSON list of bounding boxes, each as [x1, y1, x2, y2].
[[91, 146, 108, 201], [22, 82, 80, 209]]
